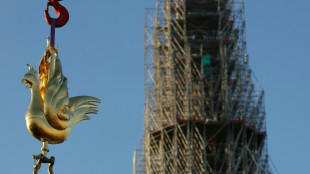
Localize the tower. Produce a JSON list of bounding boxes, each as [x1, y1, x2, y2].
[[134, 0, 272, 173]]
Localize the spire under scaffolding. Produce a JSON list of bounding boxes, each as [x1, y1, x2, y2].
[[135, 0, 272, 173]]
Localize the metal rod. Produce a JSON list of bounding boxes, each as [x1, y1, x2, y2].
[[50, 19, 56, 47]]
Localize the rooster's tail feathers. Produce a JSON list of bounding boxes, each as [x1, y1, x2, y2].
[[69, 96, 101, 124]]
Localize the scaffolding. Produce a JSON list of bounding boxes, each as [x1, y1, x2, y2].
[[134, 0, 272, 173]]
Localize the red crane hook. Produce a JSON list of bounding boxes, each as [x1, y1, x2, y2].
[[44, 0, 69, 28]]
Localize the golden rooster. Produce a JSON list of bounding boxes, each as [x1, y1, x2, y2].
[[21, 38, 101, 150]]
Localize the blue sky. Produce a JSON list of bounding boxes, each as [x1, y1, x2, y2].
[[0, 0, 309, 173]]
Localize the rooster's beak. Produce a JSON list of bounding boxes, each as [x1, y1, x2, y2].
[[21, 79, 27, 84], [21, 79, 32, 89]]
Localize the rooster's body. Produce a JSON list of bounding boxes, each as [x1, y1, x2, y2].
[[22, 39, 101, 144]]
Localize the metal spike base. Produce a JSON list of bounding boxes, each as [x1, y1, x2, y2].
[[32, 142, 55, 174], [32, 154, 55, 174]]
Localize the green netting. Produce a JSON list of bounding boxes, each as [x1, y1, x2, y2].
[[202, 55, 211, 74], [202, 55, 211, 65]]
